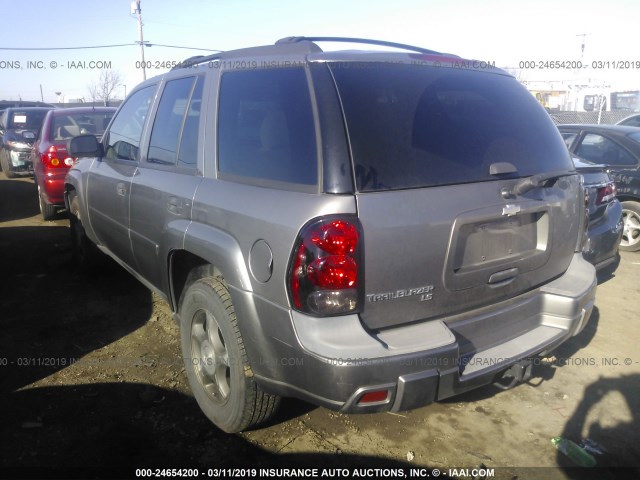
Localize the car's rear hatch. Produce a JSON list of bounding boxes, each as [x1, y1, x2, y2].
[[327, 60, 581, 331]]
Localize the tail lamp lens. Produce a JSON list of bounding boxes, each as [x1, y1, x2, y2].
[[289, 217, 362, 316], [310, 220, 359, 255], [43, 146, 65, 168], [307, 255, 358, 289], [595, 182, 616, 205]]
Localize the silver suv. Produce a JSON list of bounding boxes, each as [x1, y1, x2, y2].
[[65, 37, 597, 433]]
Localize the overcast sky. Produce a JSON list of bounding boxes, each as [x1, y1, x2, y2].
[[1, 0, 638, 102]]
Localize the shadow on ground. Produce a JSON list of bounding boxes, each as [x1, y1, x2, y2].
[[0, 225, 152, 392], [0, 177, 39, 222], [0, 384, 426, 477], [595, 254, 621, 285], [558, 374, 640, 479]]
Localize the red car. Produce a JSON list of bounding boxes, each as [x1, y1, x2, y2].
[[32, 107, 115, 219]]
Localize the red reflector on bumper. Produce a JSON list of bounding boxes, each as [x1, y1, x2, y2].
[[358, 390, 389, 404]]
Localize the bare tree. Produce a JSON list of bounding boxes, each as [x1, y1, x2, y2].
[[88, 70, 123, 106]]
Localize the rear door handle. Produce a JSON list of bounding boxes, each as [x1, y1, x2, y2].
[[488, 267, 519, 286], [116, 182, 127, 196]]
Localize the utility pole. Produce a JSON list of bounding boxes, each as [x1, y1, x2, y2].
[[576, 33, 590, 60], [131, 0, 146, 80]]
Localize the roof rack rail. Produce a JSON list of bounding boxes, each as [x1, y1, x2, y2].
[[171, 37, 444, 71], [172, 53, 223, 70], [276, 36, 441, 55]]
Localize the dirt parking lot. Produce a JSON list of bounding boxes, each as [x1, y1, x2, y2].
[[1, 173, 639, 479]]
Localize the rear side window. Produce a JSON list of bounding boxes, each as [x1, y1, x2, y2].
[[560, 132, 577, 149], [621, 116, 640, 127], [106, 85, 156, 161], [148, 76, 203, 167], [329, 63, 573, 191], [178, 78, 203, 167], [576, 133, 637, 166], [217, 68, 317, 186]]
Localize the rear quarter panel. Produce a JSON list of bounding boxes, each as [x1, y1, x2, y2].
[[188, 179, 356, 305]]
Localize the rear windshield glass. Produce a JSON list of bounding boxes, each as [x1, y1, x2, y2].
[[49, 112, 114, 140], [9, 110, 48, 130], [329, 63, 573, 191]]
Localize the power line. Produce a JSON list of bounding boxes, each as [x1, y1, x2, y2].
[[0, 43, 222, 52], [0, 44, 135, 51], [148, 44, 222, 52]]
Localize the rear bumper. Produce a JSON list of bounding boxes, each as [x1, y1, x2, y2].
[[236, 253, 596, 413], [7, 149, 33, 173], [583, 200, 623, 270], [36, 171, 67, 205]]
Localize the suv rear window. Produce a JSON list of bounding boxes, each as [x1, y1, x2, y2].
[[8, 110, 48, 130], [329, 63, 572, 191]]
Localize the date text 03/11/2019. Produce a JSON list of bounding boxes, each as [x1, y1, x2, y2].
[[518, 60, 640, 69], [135, 467, 496, 478]]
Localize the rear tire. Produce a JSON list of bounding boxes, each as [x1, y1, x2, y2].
[[38, 185, 57, 220], [69, 195, 102, 271], [180, 276, 280, 433], [620, 201, 640, 252]]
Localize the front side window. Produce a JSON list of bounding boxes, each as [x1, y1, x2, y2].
[[576, 133, 637, 166], [105, 85, 156, 161], [148, 76, 202, 166], [217, 68, 317, 185]]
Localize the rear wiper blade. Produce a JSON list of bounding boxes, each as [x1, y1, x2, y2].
[[511, 170, 575, 196]]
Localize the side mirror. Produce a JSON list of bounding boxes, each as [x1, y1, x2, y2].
[[68, 134, 103, 158]]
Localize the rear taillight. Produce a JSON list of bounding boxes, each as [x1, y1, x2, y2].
[[576, 183, 589, 252], [288, 217, 362, 316], [595, 182, 616, 205], [41, 146, 73, 168]]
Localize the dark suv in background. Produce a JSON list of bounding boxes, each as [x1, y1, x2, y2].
[[0, 107, 53, 177], [66, 37, 596, 433]]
